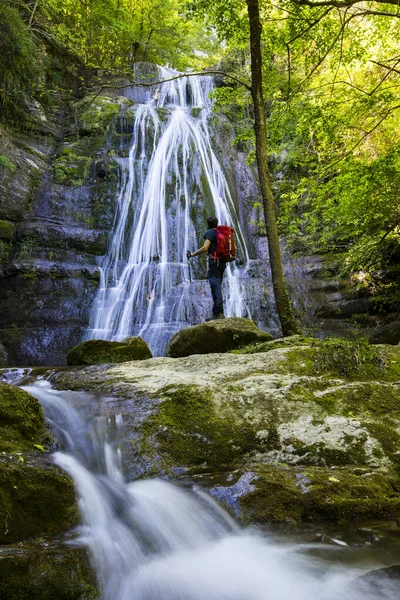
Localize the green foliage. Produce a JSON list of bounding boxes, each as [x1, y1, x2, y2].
[[0, 3, 42, 121], [40, 0, 219, 70], [192, 0, 400, 311], [0, 154, 16, 171]]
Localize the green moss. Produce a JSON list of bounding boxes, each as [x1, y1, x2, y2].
[[282, 435, 367, 467], [66, 337, 152, 365], [18, 236, 35, 259], [166, 318, 272, 358], [53, 151, 92, 186], [0, 461, 79, 543], [75, 96, 120, 136], [0, 547, 97, 600], [331, 383, 400, 420], [0, 154, 16, 172], [303, 468, 400, 522], [239, 465, 400, 524], [0, 220, 15, 241], [362, 421, 400, 472], [231, 335, 316, 355], [240, 469, 304, 522], [191, 107, 202, 118], [314, 338, 386, 380], [278, 346, 318, 376], [142, 384, 261, 468], [275, 338, 400, 382], [0, 383, 52, 453]]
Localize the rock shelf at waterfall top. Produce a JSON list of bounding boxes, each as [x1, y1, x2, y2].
[[52, 335, 400, 524]]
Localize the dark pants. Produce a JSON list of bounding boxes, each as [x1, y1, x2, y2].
[[208, 260, 226, 315]]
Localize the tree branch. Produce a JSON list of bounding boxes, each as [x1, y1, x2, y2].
[[370, 59, 400, 76], [81, 71, 252, 113], [320, 103, 400, 175], [291, 0, 400, 10], [91, 71, 252, 102]]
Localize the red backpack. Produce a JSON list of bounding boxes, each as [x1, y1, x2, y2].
[[215, 225, 236, 262]]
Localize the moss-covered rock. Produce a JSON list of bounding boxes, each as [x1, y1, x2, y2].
[[141, 384, 261, 469], [236, 466, 400, 523], [0, 458, 79, 543], [0, 383, 51, 452], [53, 149, 92, 187], [231, 334, 316, 355], [0, 219, 16, 240], [66, 337, 152, 365], [0, 545, 97, 599], [53, 337, 400, 523], [166, 317, 273, 358]]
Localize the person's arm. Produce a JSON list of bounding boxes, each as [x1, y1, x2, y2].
[[187, 239, 211, 258]]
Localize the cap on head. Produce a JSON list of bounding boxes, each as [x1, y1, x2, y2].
[[207, 216, 218, 229]]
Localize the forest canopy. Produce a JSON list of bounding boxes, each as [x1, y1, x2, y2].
[[1, 0, 400, 310]]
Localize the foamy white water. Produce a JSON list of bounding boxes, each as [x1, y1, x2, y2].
[[18, 378, 400, 600], [84, 68, 251, 356]]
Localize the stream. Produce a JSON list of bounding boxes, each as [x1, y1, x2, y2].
[[4, 368, 400, 600]]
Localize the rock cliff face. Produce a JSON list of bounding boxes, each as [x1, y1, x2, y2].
[[0, 65, 395, 366], [52, 335, 400, 524], [0, 87, 128, 365], [0, 70, 262, 365]]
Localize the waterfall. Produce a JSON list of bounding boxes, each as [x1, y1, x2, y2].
[[13, 376, 398, 600], [84, 68, 251, 356]]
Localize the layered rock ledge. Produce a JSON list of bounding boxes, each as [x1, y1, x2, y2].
[[52, 335, 400, 524]]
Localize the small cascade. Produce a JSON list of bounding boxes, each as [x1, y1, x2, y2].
[[17, 378, 400, 600], [84, 68, 252, 356]]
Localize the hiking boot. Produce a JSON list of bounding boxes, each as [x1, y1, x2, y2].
[[205, 314, 225, 322]]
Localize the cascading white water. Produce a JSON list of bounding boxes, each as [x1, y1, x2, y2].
[[84, 68, 251, 356], [16, 377, 400, 600]]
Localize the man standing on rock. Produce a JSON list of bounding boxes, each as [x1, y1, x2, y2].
[[186, 216, 226, 320]]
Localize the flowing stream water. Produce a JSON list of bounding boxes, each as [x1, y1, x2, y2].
[[84, 68, 252, 356], [3, 369, 397, 600]]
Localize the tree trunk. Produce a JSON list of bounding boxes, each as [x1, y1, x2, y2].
[[246, 0, 300, 335]]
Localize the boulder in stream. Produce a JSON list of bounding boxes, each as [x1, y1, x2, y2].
[[66, 336, 152, 365], [166, 317, 273, 358], [0, 545, 97, 600], [0, 383, 80, 542]]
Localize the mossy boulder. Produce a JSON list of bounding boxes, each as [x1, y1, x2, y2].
[[235, 466, 400, 523], [166, 317, 273, 358], [0, 546, 97, 599], [0, 383, 51, 452], [0, 458, 79, 543], [66, 337, 152, 365]]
